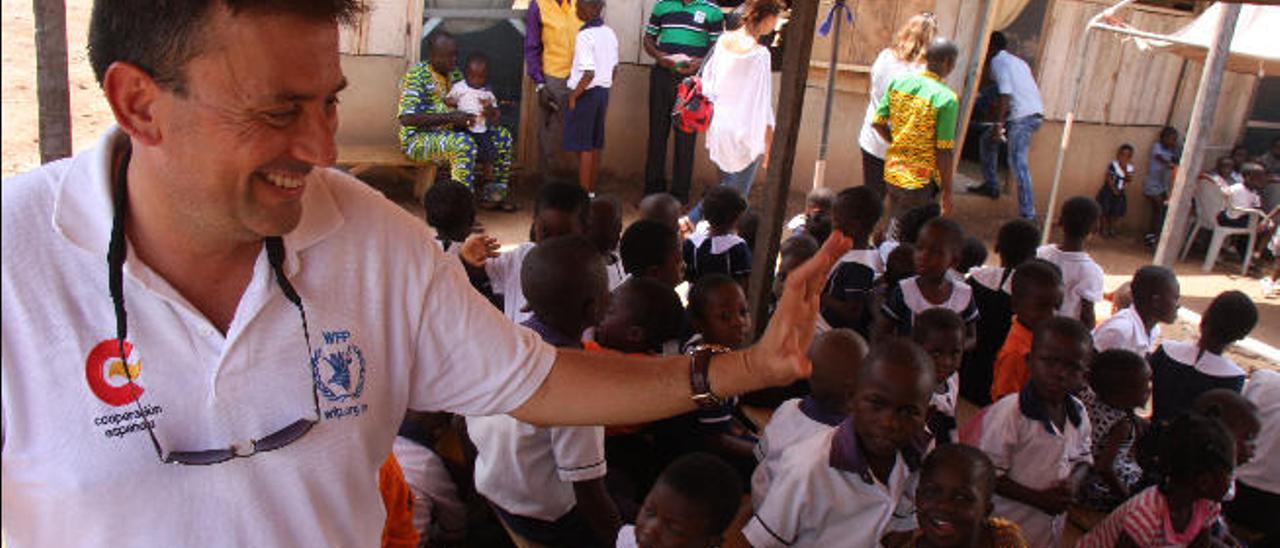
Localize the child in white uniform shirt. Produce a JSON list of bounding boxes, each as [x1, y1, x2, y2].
[[616, 453, 744, 548], [1092, 265, 1179, 356], [818, 186, 884, 338], [564, 0, 618, 195], [962, 317, 1093, 548], [880, 218, 979, 340], [1037, 196, 1104, 328], [472, 182, 590, 323], [467, 237, 620, 546], [751, 329, 868, 507], [913, 308, 966, 444], [446, 53, 502, 163], [742, 339, 934, 548]]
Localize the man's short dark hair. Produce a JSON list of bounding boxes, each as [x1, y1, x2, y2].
[[656, 453, 744, 537], [989, 31, 1008, 53], [535, 181, 591, 227], [423, 180, 474, 236], [1011, 259, 1063, 300], [702, 186, 748, 230], [620, 220, 679, 276], [832, 186, 884, 236], [1201, 290, 1258, 345], [89, 0, 364, 92], [1031, 316, 1092, 354], [995, 218, 1040, 267], [1060, 196, 1100, 240]]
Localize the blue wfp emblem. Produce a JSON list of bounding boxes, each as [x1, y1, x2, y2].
[[312, 330, 367, 403]]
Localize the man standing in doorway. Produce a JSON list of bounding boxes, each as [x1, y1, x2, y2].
[[525, 0, 579, 176], [643, 0, 724, 205], [969, 32, 1045, 222]]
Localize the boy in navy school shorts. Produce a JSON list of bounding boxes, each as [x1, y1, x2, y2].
[[564, 0, 618, 196]]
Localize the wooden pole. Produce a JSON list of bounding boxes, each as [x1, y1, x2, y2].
[[1153, 3, 1241, 267], [812, 0, 846, 190], [949, 0, 998, 170], [33, 0, 72, 163], [748, 0, 820, 335]]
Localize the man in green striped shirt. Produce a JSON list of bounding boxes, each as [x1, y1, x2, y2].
[[642, 0, 724, 204]]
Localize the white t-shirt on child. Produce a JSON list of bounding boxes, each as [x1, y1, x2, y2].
[[446, 81, 497, 133], [569, 23, 618, 89], [1036, 244, 1104, 321]]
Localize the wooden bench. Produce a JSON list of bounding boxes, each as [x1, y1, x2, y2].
[[336, 144, 438, 200]]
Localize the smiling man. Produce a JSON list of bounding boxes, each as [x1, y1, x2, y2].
[[0, 1, 850, 546]]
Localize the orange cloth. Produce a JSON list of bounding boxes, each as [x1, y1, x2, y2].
[[991, 319, 1034, 402], [379, 455, 420, 548]]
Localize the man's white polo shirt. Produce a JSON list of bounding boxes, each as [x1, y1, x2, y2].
[[743, 418, 922, 548], [0, 128, 557, 547]]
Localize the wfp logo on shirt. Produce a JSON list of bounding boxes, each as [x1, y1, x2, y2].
[[312, 329, 369, 420]]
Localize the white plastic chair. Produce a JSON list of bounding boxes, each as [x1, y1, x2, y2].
[[1179, 180, 1267, 274]]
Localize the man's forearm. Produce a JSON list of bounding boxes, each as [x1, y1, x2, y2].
[[873, 122, 892, 143], [995, 95, 1011, 122], [511, 349, 758, 427], [936, 149, 954, 192]]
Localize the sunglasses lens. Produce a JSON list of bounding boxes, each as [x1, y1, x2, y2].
[[254, 419, 317, 453], [166, 448, 235, 466]]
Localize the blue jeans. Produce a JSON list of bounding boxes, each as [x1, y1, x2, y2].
[[981, 114, 1042, 220], [688, 157, 762, 223]]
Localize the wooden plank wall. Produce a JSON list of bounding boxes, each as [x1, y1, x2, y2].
[[810, 0, 938, 73], [339, 0, 427, 62], [1039, 0, 1199, 126]]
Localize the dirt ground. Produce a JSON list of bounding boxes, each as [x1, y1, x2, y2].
[[5, 0, 1276, 373]]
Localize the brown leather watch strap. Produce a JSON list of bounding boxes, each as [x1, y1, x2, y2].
[[688, 344, 729, 410]]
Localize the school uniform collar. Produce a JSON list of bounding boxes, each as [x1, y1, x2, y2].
[[581, 17, 605, 30], [521, 316, 584, 349], [52, 126, 343, 278], [828, 417, 926, 484], [798, 396, 846, 427], [1018, 382, 1083, 434], [687, 230, 746, 255]]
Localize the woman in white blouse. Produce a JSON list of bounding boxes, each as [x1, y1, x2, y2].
[[686, 0, 784, 224], [858, 13, 938, 199]]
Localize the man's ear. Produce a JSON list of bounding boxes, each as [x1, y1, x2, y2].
[[101, 62, 165, 146]]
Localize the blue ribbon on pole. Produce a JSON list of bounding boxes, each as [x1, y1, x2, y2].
[[818, 0, 852, 37]]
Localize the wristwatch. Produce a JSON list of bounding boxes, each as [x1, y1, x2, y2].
[[687, 344, 731, 410]]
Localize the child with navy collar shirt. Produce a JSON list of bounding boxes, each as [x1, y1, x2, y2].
[[684, 186, 752, 287], [913, 308, 966, 444], [741, 338, 934, 547], [466, 236, 621, 547], [962, 317, 1093, 548], [750, 328, 868, 507], [818, 186, 884, 338], [878, 218, 978, 341]]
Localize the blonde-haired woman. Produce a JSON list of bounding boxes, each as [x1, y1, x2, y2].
[[858, 13, 937, 198]]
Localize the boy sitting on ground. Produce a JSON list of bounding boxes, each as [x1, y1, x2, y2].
[[913, 308, 966, 444], [819, 186, 885, 338], [684, 186, 752, 287], [470, 181, 590, 323], [962, 219, 1040, 406], [963, 317, 1094, 548], [616, 452, 744, 548], [1093, 265, 1179, 357], [1038, 196, 1104, 328], [1149, 290, 1256, 423], [741, 338, 934, 547], [751, 328, 868, 507], [466, 236, 621, 547], [990, 259, 1066, 401]]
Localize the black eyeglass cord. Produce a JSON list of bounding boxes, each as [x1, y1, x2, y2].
[[106, 147, 319, 463]]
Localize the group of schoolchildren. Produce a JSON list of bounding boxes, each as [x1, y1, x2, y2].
[[392, 173, 1275, 548]]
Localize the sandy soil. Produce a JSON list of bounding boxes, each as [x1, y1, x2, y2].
[[5, 0, 1275, 373]]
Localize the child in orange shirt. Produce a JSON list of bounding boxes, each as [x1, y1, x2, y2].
[[991, 259, 1065, 401]]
